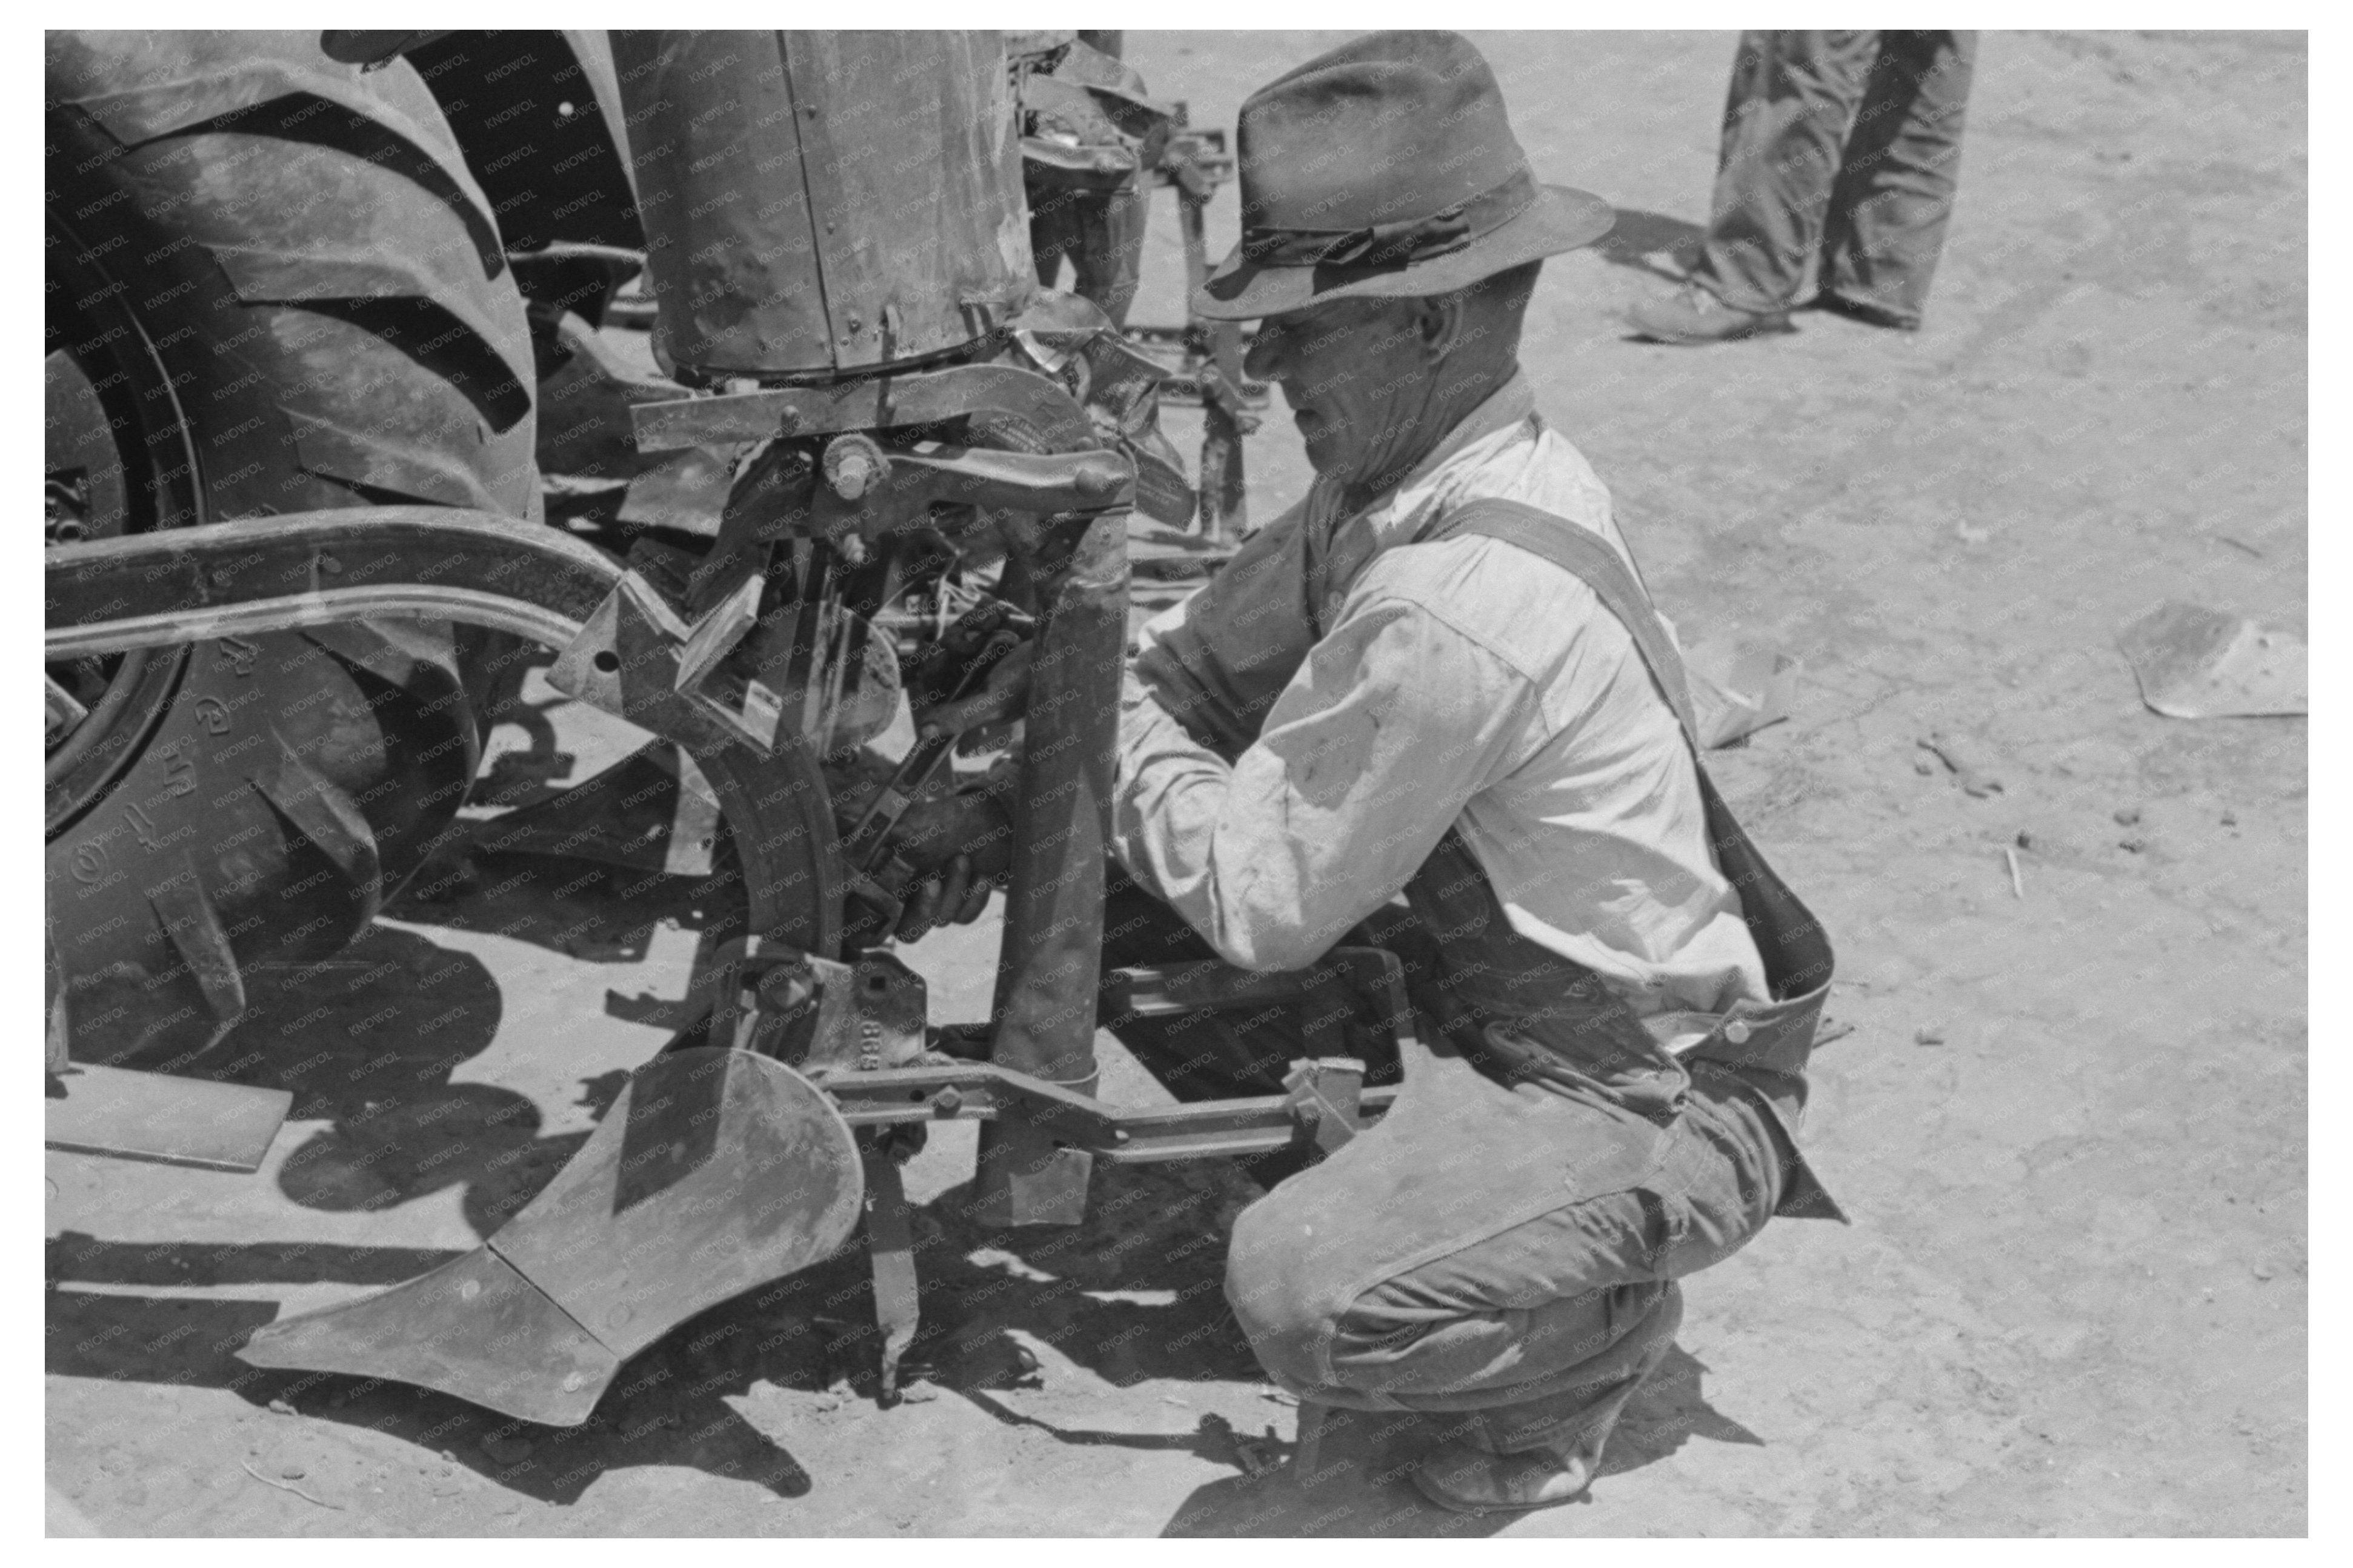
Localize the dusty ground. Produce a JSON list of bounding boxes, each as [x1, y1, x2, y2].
[[47, 30, 2306, 1536]]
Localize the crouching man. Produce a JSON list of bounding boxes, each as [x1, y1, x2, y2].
[[885, 31, 1845, 1513]]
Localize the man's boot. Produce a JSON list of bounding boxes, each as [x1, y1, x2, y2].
[[1628, 281, 1794, 344], [1409, 1280, 1683, 1514]]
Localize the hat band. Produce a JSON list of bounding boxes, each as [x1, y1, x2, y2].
[[1239, 166, 1539, 270]]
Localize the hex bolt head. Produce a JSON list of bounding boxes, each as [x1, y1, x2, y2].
[[824, 436, 887, 500]]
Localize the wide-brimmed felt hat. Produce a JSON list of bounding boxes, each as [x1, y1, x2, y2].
[[1192, 31, 1614, 321]]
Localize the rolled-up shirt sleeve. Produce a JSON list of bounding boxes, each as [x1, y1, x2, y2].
[[1130, 500, 1318, 760], [1113, 590, 1543, 972]]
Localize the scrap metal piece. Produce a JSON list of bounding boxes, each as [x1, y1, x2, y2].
[[238, 1049, 863, 1425], [1686, 640, 1802, 749], [45, 1063, 291, 1172], [2118, 600, 2308, 719]]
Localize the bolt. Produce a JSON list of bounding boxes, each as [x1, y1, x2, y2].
[[931, 1086, 963, 1116], [758, 965, 814, 1011], [827, 439, 884, 500]]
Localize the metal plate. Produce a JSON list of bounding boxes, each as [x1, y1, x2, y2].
[[45, 1064, 291, 1172], [490, 1049, 864, 1360], [238, 1246, 618, 1427]]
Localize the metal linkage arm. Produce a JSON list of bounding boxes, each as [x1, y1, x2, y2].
[[814, 1062, 1397, 1165]]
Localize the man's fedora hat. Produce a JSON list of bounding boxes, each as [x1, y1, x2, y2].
[[1192, 31, 1614, 321]]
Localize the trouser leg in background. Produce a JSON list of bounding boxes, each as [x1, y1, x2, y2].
[[1028, 181, 1149, 328], [1692, 31, 1882, 314], [1817, 30, 1976, 327]]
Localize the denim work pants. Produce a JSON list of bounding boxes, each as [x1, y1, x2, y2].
[[1696, 30, 1977, 324], [1228, 1065, 1794, 1449], [1099, 871, 1814, 1454]]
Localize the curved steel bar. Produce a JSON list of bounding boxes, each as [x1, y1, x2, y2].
[[44, 507, 625, 629], [43, 587, 582, 663], [45, 507, 842, 958]]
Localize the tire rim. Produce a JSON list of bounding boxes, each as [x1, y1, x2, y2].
[[45, 211, 204, 836]]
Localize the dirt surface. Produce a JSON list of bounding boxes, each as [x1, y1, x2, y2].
[[47, 31, 2306, 1536]]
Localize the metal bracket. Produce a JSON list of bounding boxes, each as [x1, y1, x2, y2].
[[860, 1138, 920, 1405], [701, 935, 854, 1061], [545, 569, 780, 751], [1282, 1057, 1365, 1161], [631, 362, 1100, 453]]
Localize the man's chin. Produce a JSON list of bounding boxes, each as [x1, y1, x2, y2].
[[1300, 430, 1350, 477]]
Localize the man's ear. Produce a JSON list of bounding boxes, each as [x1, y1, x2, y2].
[[1416, 294, 1467, 360]]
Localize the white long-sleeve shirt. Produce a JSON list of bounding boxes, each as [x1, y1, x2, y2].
[[1111, 373, 1769, 1017]]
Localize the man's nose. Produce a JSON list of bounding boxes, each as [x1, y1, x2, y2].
[[1242, 322, 1289, 382]]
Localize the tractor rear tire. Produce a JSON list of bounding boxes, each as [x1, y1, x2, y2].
[[45, 32, 539, 1066]]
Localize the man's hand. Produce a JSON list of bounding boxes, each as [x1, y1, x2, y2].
[[917, 642, 1032, 736], [893, 778, 1017, 938], [834, 760, 1020, 943]]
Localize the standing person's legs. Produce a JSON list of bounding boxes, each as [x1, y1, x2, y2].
[[1068, 182, 1149, 330], [1691, 30, 1883, 314], [1816, 30, 1978, 328], [1027, 182, 1150, 329]]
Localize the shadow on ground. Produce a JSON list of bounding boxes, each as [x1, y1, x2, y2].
[[1593, 207, 1705, 281], [45, 859, 1769, 1527], [1154, 1344, 1757, 1536]]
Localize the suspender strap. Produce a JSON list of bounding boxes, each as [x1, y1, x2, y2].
[[1428, 499, 1703, 751], [1428, 496, 1837, 1008]]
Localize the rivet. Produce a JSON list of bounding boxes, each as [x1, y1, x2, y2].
[[561, 1372, 587, 1393], [459, 1278, 482, 1301], [1723, 1018, 1752, 1045], [607, 1304, 633, 1328]]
